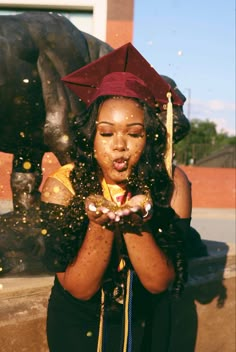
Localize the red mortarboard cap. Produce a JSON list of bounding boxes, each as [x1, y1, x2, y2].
[[62, 42, 184, 110]]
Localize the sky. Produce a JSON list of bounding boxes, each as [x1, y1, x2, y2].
[[133, 0, 236, 136]]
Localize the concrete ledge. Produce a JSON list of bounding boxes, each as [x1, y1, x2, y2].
[[0, 241, 235, 352], [188, 240, 236, 285], [0, 276, 53, 352]]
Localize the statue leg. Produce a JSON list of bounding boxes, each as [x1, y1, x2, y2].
[[11, 149, 44, 213], [38, 53, 74, 165], [0, 150, 46, 275]]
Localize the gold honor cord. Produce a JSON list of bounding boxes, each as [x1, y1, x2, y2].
[[97, 289, 105, 352], [165, 92, 173, 178], [122, 269, 132, 352]]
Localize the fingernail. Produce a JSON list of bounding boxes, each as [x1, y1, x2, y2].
[[122, 208, 130, 216], [130, 206, 139, 212], [145, 203, 152, 212], [108, 212, 115, 220], [115, 210, 123, 216], [88, 204, 97, 212], [115, 215, 120, 222]]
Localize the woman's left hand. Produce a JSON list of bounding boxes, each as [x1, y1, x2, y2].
[[124, 194, 153, 221], [114, 194, 153, 230]]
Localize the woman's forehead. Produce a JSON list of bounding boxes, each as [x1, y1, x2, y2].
[[98, 96, 143, 112], [96, 97, 144, 123]]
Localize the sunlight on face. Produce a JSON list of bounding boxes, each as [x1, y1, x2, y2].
[[94, 97, 146, 185]]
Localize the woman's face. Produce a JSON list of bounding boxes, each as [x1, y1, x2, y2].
[[94, 97, 146, 185]]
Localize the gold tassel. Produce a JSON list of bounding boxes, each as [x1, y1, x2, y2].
[[97, 289, 105, 352], [165, 92, 173, 178]]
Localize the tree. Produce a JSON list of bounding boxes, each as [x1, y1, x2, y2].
[[174, 119, 235, 165]]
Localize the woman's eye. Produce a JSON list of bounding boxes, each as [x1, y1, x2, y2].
[[128, 132, 144, 138], [100, 132, 113, 137]]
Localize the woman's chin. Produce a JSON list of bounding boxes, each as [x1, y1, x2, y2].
[[105, 170, 130, 185]]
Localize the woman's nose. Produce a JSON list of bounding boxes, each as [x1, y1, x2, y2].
[[113, 133, 127, 150]]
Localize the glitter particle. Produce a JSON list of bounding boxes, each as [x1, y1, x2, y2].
[[23, 161, 31, 170], [53, 186, 60, 193], [62, 134, 69, 142], [43, 191, 50, 198]]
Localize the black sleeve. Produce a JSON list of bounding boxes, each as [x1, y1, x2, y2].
[[40, 202, 86, 272], [150, 207, 189, 297]]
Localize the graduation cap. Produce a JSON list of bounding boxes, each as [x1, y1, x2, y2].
[[62, 42, 183, 110], [62, 42, 185, 176]]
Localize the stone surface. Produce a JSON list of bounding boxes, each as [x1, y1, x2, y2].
[[0, 276, 53, 352]]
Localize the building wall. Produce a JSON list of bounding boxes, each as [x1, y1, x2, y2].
[[181, 165, 235, 208], [0, 0, 134, 46], [106, 0, 134, 48], [195, 146, 236, 168], [0, 0, 108, 41]]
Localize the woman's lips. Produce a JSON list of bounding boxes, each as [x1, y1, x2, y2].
[[113, 158, 128, 171]]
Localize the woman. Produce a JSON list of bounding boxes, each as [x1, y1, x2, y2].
[[40, 43, 191, 352]]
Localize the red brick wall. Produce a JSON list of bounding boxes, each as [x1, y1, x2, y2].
[[0, 152, 235, 208], [180, 165, 235, 208], [0, 152, 60, 200]]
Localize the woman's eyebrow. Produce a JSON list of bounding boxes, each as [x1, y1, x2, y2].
[[97, 121, 113, 126], [97, 122, 144, 127], [127, 123, 144, 127]]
